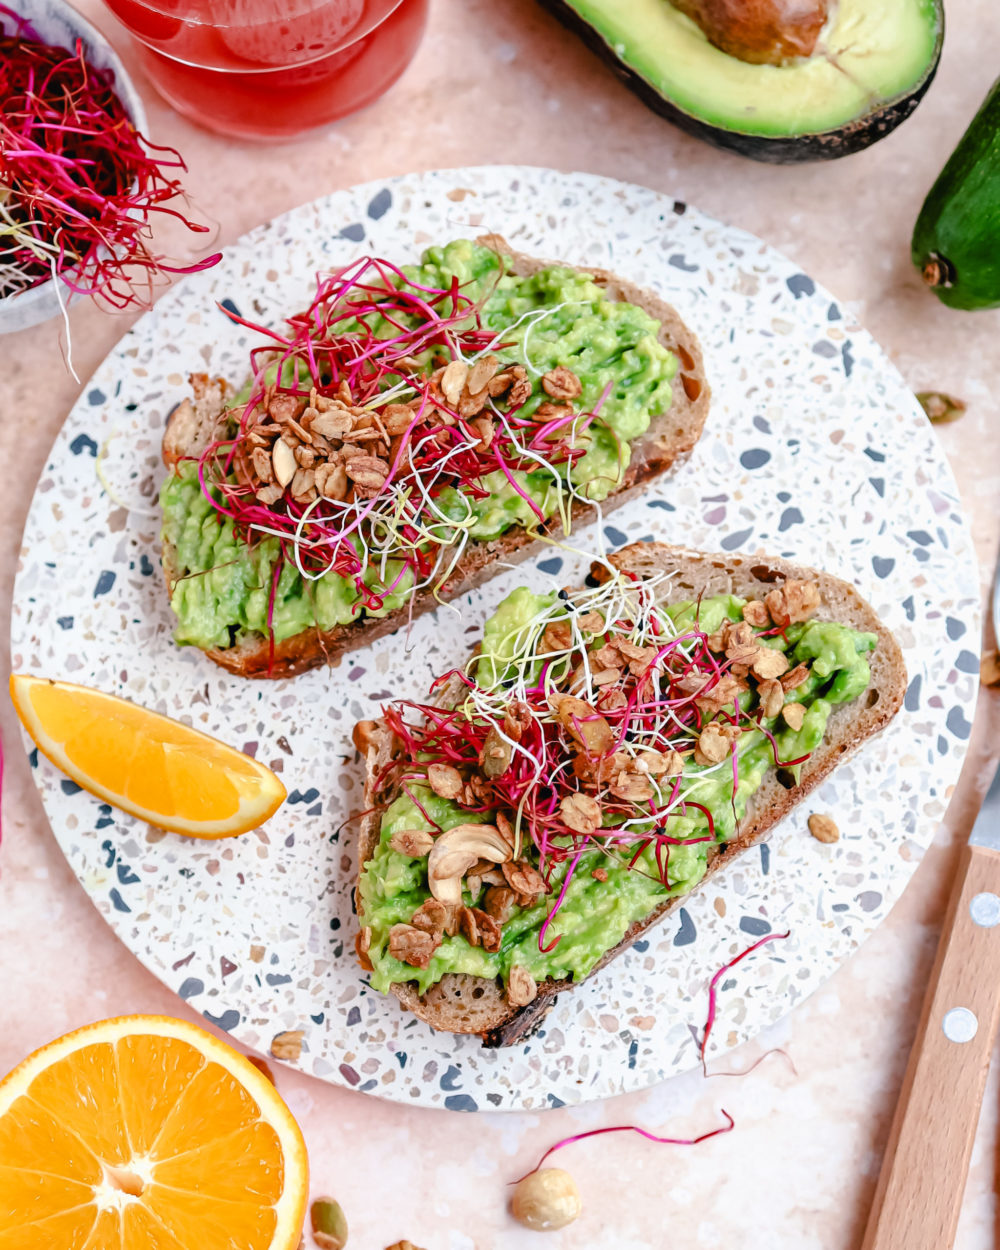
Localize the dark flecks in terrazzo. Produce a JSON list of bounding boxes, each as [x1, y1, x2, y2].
[[60, 779, 82, 796], [904, 674, 922, 712], [347, 1006, 361, 1026], [339, 1063, 360, 1085], [367, 188, 392, 220], [754, 416, 771, 435], [312, 1012, 325, 1024], [946, 616, 966, 640], [827, 302, 841, 321], [778, 508, 803, 532], [339, 223, 365, 242], [786, 274, 815, 299], [266, 973, 292, 986], [220, 958, 236, 978], [288, 787, 320, 804], [178, 977, 204, 1000], [647, 499, 675, 512], [56, 615, 73, 629], [139, 555, 154, 576], [760, 844, 771, 875], [857, 892, 882, 913], [94, 570, 116, 596], [813, 341, 837, 359], [70, 434, 98, 457], [956, 650, 980, 675], [109, 888, 130, 913], [101, 841, 115, 867], [203, 1009, 240, 1031], [604, 525, 628, 547], [869, 477, 885, 498], [219, 298, 241, 320], [116, 862, 139, 885], [739, 916, 772, 937], [872, 557, 895, 578], [740, 449, 770, 470], [908, 530, 933, 547], [842, 342, 855, 376], [445, 1094, 477, 1112], [668, 254, 698, 273], [441, 1065, 462, 1091], [673, 909, 696, 946], [864, 447, 886, 463], [947, 707, 972, 739], [938, 735, 949, 756], [537, 557, 563, 575], [721, 528, 754, 551], [87, 388, 106, 405]]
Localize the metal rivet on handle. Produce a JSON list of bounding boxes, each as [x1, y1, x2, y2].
[[942, 1007, 979, 1044], [970, 892, 1000, 928]]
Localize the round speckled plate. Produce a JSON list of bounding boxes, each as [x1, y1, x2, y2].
[[11, 167, 979, 1111]]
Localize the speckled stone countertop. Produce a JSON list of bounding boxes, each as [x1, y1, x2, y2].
[[1, 2, 998, 1247]]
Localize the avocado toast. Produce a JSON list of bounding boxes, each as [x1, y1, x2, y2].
[[354, 542, 905, 1046], [160, 237, 708, 677]]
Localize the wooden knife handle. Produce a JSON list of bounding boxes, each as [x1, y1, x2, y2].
[[861, 840, 1000, 1250]]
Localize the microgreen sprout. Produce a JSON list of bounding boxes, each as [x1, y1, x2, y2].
[[0, 5, 220, 308], [378, 567, 816, 950]]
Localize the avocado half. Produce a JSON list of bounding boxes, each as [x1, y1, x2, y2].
[[540, 0, 944, 164]]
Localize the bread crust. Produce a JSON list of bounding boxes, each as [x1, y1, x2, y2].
[[354, 541, 906, 1047], [160, 239, 710, 677]]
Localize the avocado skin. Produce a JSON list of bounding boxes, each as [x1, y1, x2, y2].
[[912, 77, 1000, 310], [538, 0, 943, 165]]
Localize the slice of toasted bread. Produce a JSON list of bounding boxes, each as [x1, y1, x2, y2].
[[354, 541, 906, 1047], [160, 238, 710, 678]]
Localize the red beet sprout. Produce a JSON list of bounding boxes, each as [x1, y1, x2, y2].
[[700, 931, 790, 1075], [376, 572, 819, 952], [0, 5, 220, 305], [194, 254, 611, 619], [520, 1109, 736, 1178]]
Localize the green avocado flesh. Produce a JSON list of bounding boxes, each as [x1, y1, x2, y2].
[[161, 239, 678, 650], [358, 590, 877, 996], [563, 0, 941, 138]]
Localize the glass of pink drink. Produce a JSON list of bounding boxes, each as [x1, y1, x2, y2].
[[103, 0, 428, 140]]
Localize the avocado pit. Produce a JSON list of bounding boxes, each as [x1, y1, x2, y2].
[[671, 0, 829, 66]]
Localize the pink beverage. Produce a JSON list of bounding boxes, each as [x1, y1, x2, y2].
[[103, 0, 428, 140]]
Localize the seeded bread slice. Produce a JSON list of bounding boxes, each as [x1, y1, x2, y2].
[[160, 238, 710, 678], [354, 541, 906, 1047]]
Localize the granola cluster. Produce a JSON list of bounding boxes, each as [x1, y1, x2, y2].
[[233, 360, 582, 514], [362, 578, 822, 1010]]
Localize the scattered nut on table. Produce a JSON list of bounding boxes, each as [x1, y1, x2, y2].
[[510, 1167, 582, 1231], [310, 1197, 348, 1249], [808, 813, 840, 844]]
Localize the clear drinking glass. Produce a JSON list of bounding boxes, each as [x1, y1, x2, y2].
[[102, 0, 429, 140]]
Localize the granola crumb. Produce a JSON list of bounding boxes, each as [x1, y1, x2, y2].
[[808, 813, 840, 844], [270, 1030, 305, 1061]]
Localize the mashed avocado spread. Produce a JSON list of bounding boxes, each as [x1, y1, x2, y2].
[[358, 590, 876, 995], [161, 240, 678, 650]]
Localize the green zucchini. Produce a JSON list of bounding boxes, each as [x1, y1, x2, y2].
[[912, 77, 1000, 310]]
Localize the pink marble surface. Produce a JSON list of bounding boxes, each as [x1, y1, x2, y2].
[[2, 2, 999, 1247]]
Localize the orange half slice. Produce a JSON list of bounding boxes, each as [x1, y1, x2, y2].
[[10, 675, 286, 838], [0, 1015, 308, 1250]]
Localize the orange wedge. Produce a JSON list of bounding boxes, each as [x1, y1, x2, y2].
[[0, 1015, 308, 1250], [10, 675, 286, 838]]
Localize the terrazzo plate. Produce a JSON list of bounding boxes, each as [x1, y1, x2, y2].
[[11, 166, 980, 1112]]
